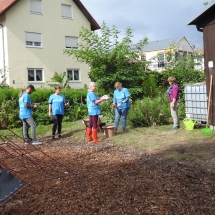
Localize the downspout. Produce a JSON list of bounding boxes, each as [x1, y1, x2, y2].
[[0, 24, 5, 69]]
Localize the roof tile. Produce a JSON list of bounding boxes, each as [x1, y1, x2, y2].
[[0, 0, 17, 14]]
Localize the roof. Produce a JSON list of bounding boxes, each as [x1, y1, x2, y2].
[[141, 37, 184, 52], [73, 0, 100, 31], [0, 0, 18, 14], [188, 0, 215, 29], [194, 47, 204, 55], [0, 0, 100, 31]]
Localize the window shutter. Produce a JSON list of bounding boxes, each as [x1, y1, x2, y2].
[[61, 4, 72, 18], [25, 32, 41, 42], [65, 37, 78, 48], [30, 0, 42, 14]]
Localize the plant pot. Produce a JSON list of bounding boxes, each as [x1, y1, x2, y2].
[[102, 125, 115, 138]]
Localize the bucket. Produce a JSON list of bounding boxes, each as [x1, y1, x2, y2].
[[102, 125, 115, 137], [183, 118, 197, 130]]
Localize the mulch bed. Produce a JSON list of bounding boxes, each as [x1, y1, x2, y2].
[[1, 135, 215, 215]]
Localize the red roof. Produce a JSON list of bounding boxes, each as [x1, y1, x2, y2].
[[0, 0, 18, 14], [0, 0, 100, 31]]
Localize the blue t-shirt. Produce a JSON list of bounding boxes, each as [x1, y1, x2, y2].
[[48, 94, 66, 115], [113, 87, 130, 109], [19, 92, 32, 119], [87, 91, 101, 116]]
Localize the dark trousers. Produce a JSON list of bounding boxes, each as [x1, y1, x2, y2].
[[88, 115, 99, 129], [52, 114, 63, 135]]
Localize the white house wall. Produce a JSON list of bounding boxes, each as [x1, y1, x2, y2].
[[0, 22, 4, 70], [144, 50, 165, 61], [5, 0, 92, 89], [178, 37, 193, 52], [143, 50, 165, 71], [142, 38, 194, 71], [0, 15, 9, 84]]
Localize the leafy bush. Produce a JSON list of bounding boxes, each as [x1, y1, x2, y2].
[[128, 96, 170, 127], [65, 99, 88, 122], [142, 73, 160, 98], [0, 97, 20, 128], [99, 98, 114, 123], [32, 102, 53, 125], [0, 88, 20, 104]]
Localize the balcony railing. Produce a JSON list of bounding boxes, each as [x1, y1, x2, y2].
[[147, 61, 166, 69]]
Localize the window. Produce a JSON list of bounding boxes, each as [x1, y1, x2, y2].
[[158, 61, 164, 68], [67, 69, 80, 81], [158, 53, 164, 61], [61, 4, 72, 19], [25, 32, 42, 48], [176, 52, 183, 60], [28, 69, 43, 82], [65, 36, 78, 49], [30, 0, 42, 14], [157, 52, 164, 68], [141, 55, 146, 61]]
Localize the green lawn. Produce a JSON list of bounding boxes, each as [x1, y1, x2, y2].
[[1, 120, 215, 161]]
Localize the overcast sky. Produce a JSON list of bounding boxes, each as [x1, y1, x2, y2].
[[81, 0, 208, 48]]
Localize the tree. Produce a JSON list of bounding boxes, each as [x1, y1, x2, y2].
[[47, 71, 71, 89], [156, 44, 205, 90], [64, 22, 148, 95]]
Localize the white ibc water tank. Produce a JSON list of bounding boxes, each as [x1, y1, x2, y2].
[[184, 83, 207, 122]]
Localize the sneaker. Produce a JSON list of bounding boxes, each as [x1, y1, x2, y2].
[[32, 140, 42, 145], [24, 138, 32, 144], [52, 135, 55, 140], [27, 137, 33, 142], [171, 126, 178, 130], [58, 134, 62, 138]]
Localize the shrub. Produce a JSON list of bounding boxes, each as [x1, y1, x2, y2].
[[0, 97, 20, 128], [32, 102, 53, 125], [99, 98, 114, 123], [65, 99, 88, 122], [128, 95, 170, 127]]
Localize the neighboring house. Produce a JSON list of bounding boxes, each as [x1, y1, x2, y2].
[[0, 0, 100, 88], [193, 47, 204, 71], [139, 36, 194, 71]]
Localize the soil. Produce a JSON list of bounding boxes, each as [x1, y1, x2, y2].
[[1, 135, 215, 215]]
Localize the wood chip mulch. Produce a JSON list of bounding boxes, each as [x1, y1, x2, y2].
[[1, 136, 215, 215]]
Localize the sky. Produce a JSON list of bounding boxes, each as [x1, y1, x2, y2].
[[80, 0, 209, 48]]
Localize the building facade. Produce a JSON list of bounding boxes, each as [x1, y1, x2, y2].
[[139, 37, 194, 71], [0, 0, 100, 88]]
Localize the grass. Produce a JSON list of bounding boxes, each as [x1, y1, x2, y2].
[[1, 120, 215, 162]]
